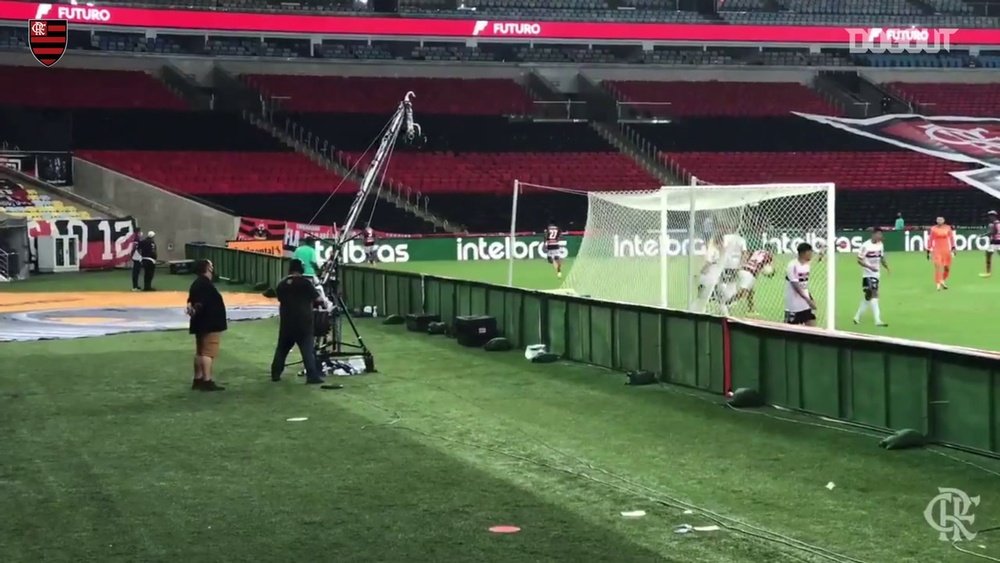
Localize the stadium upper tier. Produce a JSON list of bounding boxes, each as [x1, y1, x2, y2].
[[887, 82, 1000, 116], [663, 151, 969, 189], [606, 81, 839, 117], [244, 75, 533, 115], [0, 66, 185, 110], [50, 0, 1000, 26], [3, 27, 1000, 68]]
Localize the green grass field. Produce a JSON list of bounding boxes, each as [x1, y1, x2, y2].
[[3, 270, 1000, 562], [382, 251, 1000, 353]]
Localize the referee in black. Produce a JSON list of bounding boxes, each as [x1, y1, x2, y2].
[[270, 259, 325, 384]]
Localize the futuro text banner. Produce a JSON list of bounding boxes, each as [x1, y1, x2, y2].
[[3, 2, 1000, 45]]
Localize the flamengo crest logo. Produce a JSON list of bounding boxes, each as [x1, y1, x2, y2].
[[795, 112, 1000, 200], [472, 20, 542, 37], [845, 27, 956, 54], [28, 18, 67, 67]]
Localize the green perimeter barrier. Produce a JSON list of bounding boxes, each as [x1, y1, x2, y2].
[[186, 243, 289, 289], [187, 243, 1000, 456]]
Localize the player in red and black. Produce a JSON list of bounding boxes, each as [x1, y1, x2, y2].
[[981, 210, 1000, 278], [730, 249, 774, 315], [544, 222, 564, 278], [363, 226, 378, 266]]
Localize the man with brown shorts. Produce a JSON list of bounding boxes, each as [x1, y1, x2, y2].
[[186, 259, 227, 391]]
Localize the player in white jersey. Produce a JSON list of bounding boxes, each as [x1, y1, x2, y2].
[[729, 249, 774, 314], [853, 228, 890, 327], [693, 232, 728, 315], [784, 242, 816, 326]]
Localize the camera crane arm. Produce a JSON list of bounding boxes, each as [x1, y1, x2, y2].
[[320, 91, 420, 285]]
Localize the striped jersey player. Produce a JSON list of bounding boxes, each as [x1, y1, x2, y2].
[[853, 228, 889, 327], [544, 222, 564, 278], [729, 249, 774, 315], [784, 242, 816, 326]]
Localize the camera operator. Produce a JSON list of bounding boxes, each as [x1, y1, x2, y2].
[[270, 259, 325, 385]]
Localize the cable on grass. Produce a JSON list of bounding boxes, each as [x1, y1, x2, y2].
[[952, 526, 1000, 562]]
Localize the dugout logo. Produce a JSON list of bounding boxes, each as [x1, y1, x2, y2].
[[28, 18, 67, 67]]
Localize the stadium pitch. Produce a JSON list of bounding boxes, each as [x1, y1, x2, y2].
[[2, 270, 999, 562], [382, 250, 1000, 353]]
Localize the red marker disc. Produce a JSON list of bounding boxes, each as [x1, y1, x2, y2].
[[488, 525, 521, 534]]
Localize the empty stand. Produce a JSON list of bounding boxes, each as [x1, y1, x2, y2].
[[662, 151, 969, 189], [340, 151, 658, 194], [605, 81, 838, 117], [887, 82, 1000, 117], [244, 75, 533, 115], [75, 151, 354, 196], [0, 67, 186, 110]]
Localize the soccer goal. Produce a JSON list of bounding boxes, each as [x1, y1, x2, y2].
[[507, 179, 836, 329]]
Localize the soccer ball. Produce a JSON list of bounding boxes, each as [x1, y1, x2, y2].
[[761, 264, 775, 277]]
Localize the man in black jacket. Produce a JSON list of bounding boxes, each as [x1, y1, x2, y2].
[[270, 259, 324, 384], [186, 259, 227, 391], [138, 230, 158, 291]]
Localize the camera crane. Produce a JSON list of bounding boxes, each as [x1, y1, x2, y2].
[[312, 91, 422, 376]]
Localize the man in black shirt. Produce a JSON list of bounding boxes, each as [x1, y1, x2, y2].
[[270, 259, 324, 384], [186, 259, 227, 391], [138, 230, 158, 291]]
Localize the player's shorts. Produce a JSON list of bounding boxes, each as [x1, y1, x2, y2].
[[364, 244, 376, 256], [195, 332, 222, 358], [862, 277, 880, 297], [784, 310, 816, 325], [990, 243, 1000, 253], [737, 270, 756, 291], [932, 252, 952, 266], [545, 246, 563, 260]]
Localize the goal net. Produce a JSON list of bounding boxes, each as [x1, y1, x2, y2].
[[560, 182, 836, 329]]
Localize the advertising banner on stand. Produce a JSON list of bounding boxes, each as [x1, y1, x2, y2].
[[27, 216, 136, 269], [226, 239, 283, 256]]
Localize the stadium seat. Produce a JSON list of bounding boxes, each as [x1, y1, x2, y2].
[[242, 75, 533, 115], [886, 82, 1000, 117], [605, 81, 840, 117], [0, 67, 186, 109], [662, 151, 969, 189]]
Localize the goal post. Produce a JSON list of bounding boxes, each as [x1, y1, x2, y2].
[[562, 181, 836, 329]]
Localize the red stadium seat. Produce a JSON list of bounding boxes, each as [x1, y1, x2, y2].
[[242, 75, 533, 115], [662, 151, 969, 189], [340, 151, 661, 194], [886, 82, 1000, 117], [0, 67, 186, 109], [75, 151, 356, 195], [606, 81, 840, 117]]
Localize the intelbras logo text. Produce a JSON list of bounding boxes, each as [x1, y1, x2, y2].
[[456, 237, 563, 260], [472, 20, 542, 37]]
